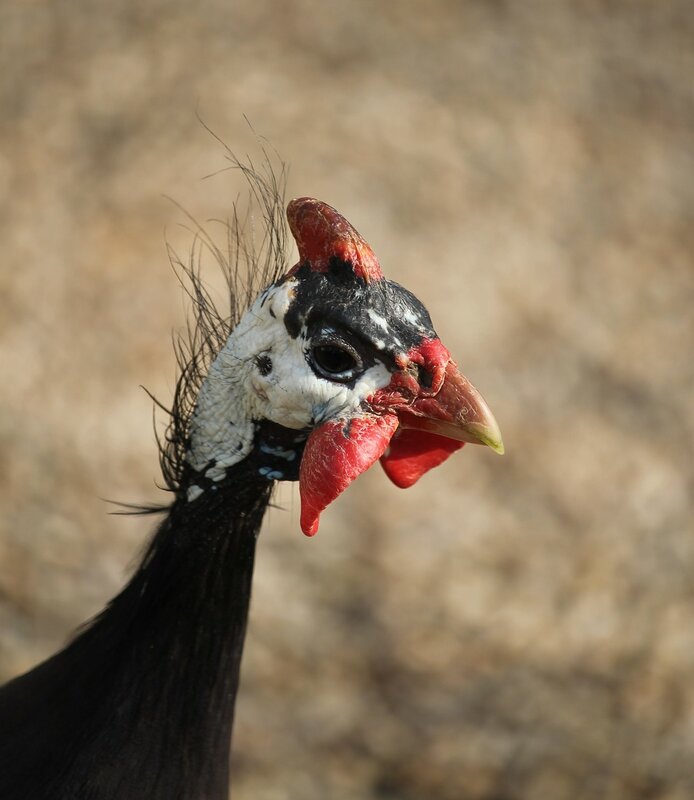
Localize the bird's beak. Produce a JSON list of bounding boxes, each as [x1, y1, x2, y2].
[[379, 358, 503, 489], [398, 360, 504, 450]]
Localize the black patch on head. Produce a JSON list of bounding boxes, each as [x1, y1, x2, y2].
[[327, 256, 358, 285], [255, 354, 273, 376], [282, 264, 436, 369]]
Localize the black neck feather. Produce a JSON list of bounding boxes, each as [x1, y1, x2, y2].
[[0, 463, 272, 800]]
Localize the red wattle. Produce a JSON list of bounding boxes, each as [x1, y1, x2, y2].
[[380, 429, 464, 489], [299, 414, 399, 536]]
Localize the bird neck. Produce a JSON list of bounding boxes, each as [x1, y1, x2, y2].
[[0, 463, 272, 800], [89, 468, 273, 796]]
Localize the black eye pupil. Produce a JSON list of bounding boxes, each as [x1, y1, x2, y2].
[[312, 345, 357, 376]]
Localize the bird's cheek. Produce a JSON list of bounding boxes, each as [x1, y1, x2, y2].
[[249, 370, 320, 429], [254, 384, 314, 429]]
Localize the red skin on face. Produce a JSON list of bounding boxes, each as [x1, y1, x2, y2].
[[379, 428, 464, 489], [287, 198, 383, 283], [299, 339, 464, 536], [371, 338, 463, 488], [299, 414, 399, 536]]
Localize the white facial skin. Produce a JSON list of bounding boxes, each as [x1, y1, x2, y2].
[[186, 279, 392, 494]]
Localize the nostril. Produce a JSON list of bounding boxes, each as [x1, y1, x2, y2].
[[417, 364, 433, 389]]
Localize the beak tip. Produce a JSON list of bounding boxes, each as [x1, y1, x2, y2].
[[490, 438, 505, 456], [466, 420, 504, 455], [479, 432, 505, 456]]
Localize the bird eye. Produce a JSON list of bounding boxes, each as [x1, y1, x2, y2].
[[310, 342, 362, 382]]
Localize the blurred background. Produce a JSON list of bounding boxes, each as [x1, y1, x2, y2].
[[1, 2, 693, 798]]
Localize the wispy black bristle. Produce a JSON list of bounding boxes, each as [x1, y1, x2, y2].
[[157, 149, 289, 497]]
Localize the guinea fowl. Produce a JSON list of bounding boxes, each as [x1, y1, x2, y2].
[[0, 189, 503, 800]]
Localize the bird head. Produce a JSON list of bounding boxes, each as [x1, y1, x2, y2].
[[187, 198, 503, 535]]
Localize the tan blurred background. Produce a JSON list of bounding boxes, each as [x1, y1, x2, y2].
[[1, 2, 693, 798]]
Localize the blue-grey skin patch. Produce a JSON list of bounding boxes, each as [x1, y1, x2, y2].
[[258, 467, 284, 480], [252, 420, 309, 482], [259, 443, 297, 461]]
